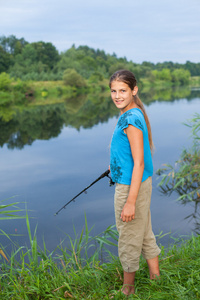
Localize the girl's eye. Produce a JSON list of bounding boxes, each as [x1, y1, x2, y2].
[[122, 90, 126, 92], [111, 90, 115, 93]]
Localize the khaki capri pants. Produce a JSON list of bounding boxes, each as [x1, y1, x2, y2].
[[114, 177, 161, 273]]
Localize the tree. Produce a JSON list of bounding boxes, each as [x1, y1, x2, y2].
[[88, 71, 104, 83], [0, 72, 11, 91], [172, 69, 191, 85], [0, 35, 17, 53], [0, 35, 28, 55], [108, 63, 128, 76], [159, 68, 172, 81], [0, 46, 12, 73], [14, 40, 23, 56], [141, 61, 155, 68], [9, 44, 48, 77], [9, 44, 38, 76], [185, 61, 200, 76], [31, 41, 59, 70]]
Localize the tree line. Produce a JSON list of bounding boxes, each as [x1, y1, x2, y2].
[[0, 35, 200, 85]]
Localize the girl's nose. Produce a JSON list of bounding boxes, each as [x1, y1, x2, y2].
[[115, 91, 119, 98]]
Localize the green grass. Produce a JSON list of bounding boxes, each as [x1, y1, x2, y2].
[[0, 212, 200, 299]]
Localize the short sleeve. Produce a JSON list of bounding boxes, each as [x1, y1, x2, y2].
[[117, 110, 144, 132]]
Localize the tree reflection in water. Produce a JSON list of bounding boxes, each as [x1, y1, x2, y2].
[[0, 87, 200, 150], [0, 94, 118, 149]]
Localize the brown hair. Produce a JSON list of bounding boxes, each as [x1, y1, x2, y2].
[[109, 70, 154, 152]]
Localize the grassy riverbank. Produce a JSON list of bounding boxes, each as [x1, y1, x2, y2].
[[0, 224, 199, 299], [1, 69, 200, 110]]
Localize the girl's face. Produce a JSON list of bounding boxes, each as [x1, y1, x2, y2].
[[110, 81, 138, 113]]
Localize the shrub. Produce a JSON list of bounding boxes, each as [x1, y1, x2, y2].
[[0, 72, 12, 91], [0, 91, 13, 106], [63, 68, 87, 88]]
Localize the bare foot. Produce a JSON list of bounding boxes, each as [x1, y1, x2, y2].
[[150, 273, 160, 280], [121, 285, 135, 296], [109, 286, 134, 299]]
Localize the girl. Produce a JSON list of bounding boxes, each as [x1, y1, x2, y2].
[[109, 70, 160, 296]]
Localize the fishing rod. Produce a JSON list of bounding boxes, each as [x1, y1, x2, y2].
[[55, 169, 114, 216]]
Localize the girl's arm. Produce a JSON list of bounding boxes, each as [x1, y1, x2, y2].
[[121, 124, 144, 223]]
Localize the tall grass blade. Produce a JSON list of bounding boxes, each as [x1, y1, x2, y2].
[[0, 248, 9, 261]]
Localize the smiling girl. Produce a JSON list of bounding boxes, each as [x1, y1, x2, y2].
[[109, 70, 160, 296]]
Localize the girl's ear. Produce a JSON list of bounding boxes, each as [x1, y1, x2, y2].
[[132, 86, 138, 96]]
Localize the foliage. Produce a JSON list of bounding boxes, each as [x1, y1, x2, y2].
[[0, 72, 11, 91], [0, 46, 12, 73], [6, 42, 59, 79], [12, 78, 31, 93], [152, 68, 172, 82], [147, 68, 191, 86], [185, 60, 200, 76], [1, 35, 200, 83], [31, 41, 60, 70], [0, 91, 13, 106], [63, 68, 87, 88], [0, 35, 28, 73], [0, 76, 34, 107], [0, 35, 28, 55], [88, 71, 104, 83], [171, 68, 191, 85], [157, 114, 200, 204], [10, 44, 45, 77]]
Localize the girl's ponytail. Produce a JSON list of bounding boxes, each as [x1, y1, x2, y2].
[[134, 95, 154, 153]]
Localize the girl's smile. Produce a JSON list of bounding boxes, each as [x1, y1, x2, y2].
[[110, 81, 138, 113]]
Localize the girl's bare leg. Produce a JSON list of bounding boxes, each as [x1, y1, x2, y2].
[[121, 256, 159, 296], [122, 271, 135, 295], [146, 256, 160, 279]]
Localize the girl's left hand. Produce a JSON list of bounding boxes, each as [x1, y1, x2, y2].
[[121, 202, 135, 223]]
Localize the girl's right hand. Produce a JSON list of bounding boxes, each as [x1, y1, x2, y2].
[[121, 202, 135, 222]]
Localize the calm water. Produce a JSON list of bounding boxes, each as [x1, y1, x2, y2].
[[0, 93, 200, 252]]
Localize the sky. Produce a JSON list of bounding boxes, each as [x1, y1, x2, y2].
[[1, 0, 200, 63]]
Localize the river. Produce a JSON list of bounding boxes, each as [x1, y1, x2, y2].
[[0, 88, 199, 253]]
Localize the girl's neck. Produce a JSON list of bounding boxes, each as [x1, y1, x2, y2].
[[120, 103, 139, 115]]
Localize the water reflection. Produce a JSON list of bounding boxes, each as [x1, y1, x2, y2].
[[0, 95, 118, 149], [140, 85, 198, 103], [0, 106, 65, 149], [158, 185, 200, 235], [1, 87, 200, 150]]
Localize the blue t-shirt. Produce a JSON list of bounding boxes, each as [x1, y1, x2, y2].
[[110, 108, 153, 185]]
